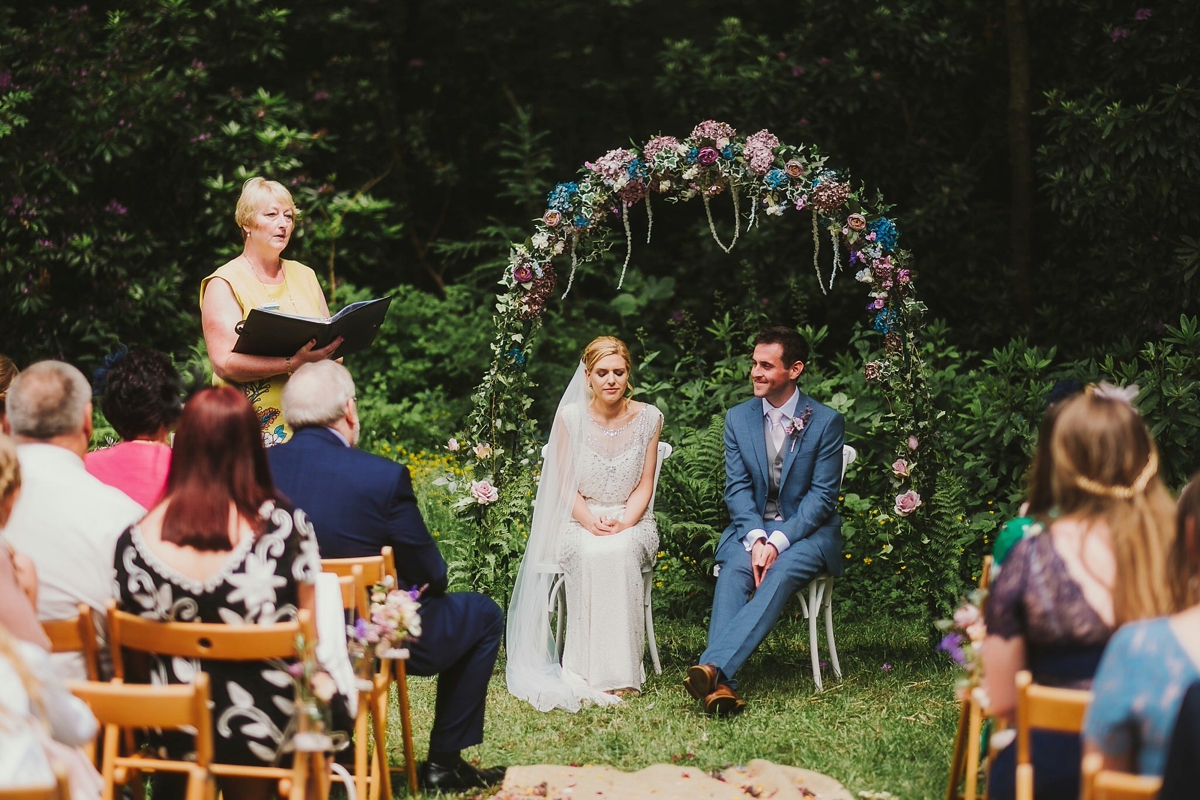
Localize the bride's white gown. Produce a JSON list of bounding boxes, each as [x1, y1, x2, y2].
[[558, 402, 662, 692]]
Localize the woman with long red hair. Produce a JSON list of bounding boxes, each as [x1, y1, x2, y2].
[[112, 387, 323, 800]]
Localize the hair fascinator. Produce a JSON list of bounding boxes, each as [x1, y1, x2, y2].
[[1090, 381, 1141, 410], [92, 343, 129, 396]]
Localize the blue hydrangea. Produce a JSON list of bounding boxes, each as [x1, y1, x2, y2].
[[873, 308, 898, 334], [721, 145, 736, 160], [508, 347, 526, 366], [574, 215, 590, 228], [765, 169, 788, 190], [685, 148, 699, 164], [811, 169, 839, 188], [869, 217, 899, 253], [626, 157, 646, 180], [546, 182, 579, 213]]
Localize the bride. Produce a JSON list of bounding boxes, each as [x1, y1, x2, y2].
[[507, 336, 663, 711]]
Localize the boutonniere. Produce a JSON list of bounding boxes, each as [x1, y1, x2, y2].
[[782, 405, 814, 452]]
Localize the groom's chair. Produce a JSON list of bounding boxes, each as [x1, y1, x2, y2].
[[711, 443, 856, 692], [539, 440, 673, 675]]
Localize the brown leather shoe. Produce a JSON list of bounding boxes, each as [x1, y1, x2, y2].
[[704, 684, 746, 716], [684, 663, 719, 701]]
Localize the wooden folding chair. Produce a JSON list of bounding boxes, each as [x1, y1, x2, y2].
[[1081, 752, 1162, 800], [69, 674, 215, 800], [0, 762, 72, 800], [107, 601, 324, 799], [1014, 670, 1092, 800], [946, 555, 996, 800], [322, 547, 416, 799], [326, 564, 376, 800], [42, 602, 101, 681]]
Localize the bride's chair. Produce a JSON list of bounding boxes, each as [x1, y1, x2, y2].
[[712, 443, 856, 692], [538, 440, 673, 675]]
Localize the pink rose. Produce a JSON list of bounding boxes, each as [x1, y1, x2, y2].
[[542, 209, 563, 227], [847, 213, 867, 231], [891, 458, 910, 478], [894, 489, 922, 516], [785, 159, 805, 179], [473, 443, 492, 460], [907, 435, 919, 451], [697, 147, 720, 166], [470, 479, 499, 505], [446, 438, 459, 452], [953, 603, 981, 629]]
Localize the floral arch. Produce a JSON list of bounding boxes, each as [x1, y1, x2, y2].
[[444, 120, 935, 597]]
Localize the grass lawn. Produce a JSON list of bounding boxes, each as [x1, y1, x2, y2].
[[386, 611, 960, 799]]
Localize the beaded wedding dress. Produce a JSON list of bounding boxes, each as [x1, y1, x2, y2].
[[506, 363, 662, 712]]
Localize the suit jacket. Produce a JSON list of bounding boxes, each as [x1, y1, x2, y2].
[[721, 390, 845, 577], [267, 426, 448, 595]]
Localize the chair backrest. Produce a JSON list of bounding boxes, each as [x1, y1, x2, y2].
[[1081, 752, 1163, 800], [107, 600, 313, 679], [0, 763, 71, 800], [1016, 670, 1092, 799], [322, 545, 397, 589], [70, 673, 215, 768], [840, 444, 856, 486], [41, 603, 101, 681], [334, 564, 367, 619]]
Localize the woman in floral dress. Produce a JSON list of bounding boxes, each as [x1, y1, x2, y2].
[[113, 387, 323, 800]]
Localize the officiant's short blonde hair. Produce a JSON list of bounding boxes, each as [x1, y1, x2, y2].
[[235, 177, 297, 240], [582, 336, 634, 397]]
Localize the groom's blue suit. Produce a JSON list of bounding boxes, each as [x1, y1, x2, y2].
[[700, 389, 844, 687]]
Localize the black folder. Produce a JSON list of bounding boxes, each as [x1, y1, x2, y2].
[[232, 296, 393, 358]]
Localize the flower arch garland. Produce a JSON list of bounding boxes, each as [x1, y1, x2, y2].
[[446, 120, 935, 596]]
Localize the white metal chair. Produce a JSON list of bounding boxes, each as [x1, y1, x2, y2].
[[539, 440, 673, 675], [712, 443, 856, 692]]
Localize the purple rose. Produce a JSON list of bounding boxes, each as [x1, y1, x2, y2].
[[697, 147, 719, 166], [513, 264, 534, 284]]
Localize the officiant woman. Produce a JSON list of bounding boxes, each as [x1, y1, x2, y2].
[[201, 177, 342, 446]]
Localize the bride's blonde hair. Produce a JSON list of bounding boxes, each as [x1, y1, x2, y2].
[[582, 336, 634, 399], [1050, 389, 1176, 624]]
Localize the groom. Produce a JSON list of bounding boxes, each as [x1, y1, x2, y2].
[[685, 326, 845, 715]]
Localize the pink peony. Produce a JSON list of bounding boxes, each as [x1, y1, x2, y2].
[[891, 458, 910, 478], [743, 129, 780, 175], [446, 438, 459, 452], [512, 263, 533, 284], [907, 435, 919, 451], [471, 479, 499, 505], [953, 603, 981, 629], [894, 489, 923, 517]]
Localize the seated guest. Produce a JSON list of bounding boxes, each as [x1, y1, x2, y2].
[[1084, 473, 1200, 776], [0, 435, 48, 648], [4, 361, 145, 679], [0, 353, 17, 429], [1160, 681, 1200, 799], [268, 361, 507, 793], [0, 622, 102, 798], [86, 347, 183, 508], [113, 387, 324, 800], [991, 381, 1081, 569], [983, 387, 1176, 800]]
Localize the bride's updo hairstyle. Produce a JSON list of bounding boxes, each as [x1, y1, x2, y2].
[[581, 336, 634, 399], [1049, 388, 1176, 624]]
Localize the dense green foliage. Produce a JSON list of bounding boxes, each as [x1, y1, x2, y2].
[[5, 1, 1199, 622]]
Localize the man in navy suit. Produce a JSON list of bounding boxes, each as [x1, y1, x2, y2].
[[684, 326, 845, 715], [268, 361, 506, 792]]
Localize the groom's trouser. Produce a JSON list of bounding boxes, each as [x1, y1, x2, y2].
[[701, 532, 826, 689]]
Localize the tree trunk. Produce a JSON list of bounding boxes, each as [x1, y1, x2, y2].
[[1005, 0, 1035, 318]]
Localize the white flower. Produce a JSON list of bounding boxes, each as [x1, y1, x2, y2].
[[446, 438, 459, 452], [765, 204, 786, 216], [531, 231, 549, 250], [659, 179, 672, 191], [675, 143, 689, 155], [225, 552, 287, 616], [551, 240, 566, 255], [855, 268, 873, 283], [682, 167, 698, 180]]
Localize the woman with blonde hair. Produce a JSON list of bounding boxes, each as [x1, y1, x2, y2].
[[983, 385, 1176, 799], [0, 434, 46, 647], [507, 336, 663, 710], [200, 177, 341, 446]]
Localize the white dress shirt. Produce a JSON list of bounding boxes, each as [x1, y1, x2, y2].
[[5, 444, 145, 680], [743, 388, 801, 556]]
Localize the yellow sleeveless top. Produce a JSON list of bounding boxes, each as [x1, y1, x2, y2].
[[199, 258, 327, 446]]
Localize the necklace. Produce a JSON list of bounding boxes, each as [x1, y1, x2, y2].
[[586, 402, 639, 437], [241, 254, 298, 311]]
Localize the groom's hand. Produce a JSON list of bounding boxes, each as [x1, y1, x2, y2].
[[751, 540, 779, 587]]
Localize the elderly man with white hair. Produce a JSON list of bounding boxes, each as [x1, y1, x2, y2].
[[4, 361, 146, 680], [267, 360, 507, 793]]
